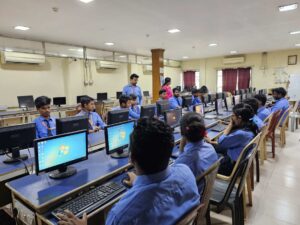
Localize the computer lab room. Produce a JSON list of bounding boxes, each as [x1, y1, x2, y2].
[[0, 1, 300, 225]]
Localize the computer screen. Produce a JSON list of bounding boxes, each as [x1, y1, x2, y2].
[[225, 96, 233, 110], [105, 120, 135, 155], [164, 108, 182, 128], [77, 95, 88, 103], [193, 104, 204, 116], [35, 130, 88, 174], [234, 95, 241, 105], [97, 93, 108, 102], [215, 99, 224, 115], [141, 104, 156, 118], [156, 100, 170, 116], [53, 97, 66, 106], [242, 94, 247, 101], [116, 92, 123, 99], [56, 116, 89, 135], [143, 91, 150, 97], [107, 109, 129, 125], [182, 96, 193, 108], [17, 95, 34, 108], [216, 93, 224, 99]]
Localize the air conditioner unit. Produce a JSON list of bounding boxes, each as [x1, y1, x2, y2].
[[95, 61, 120, 70], [1, 51, 46, 64], [223, 56, 245, 64], [143, 65, 152, 74]]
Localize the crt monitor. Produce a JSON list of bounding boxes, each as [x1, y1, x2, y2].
[[164, 108, 182, 129], [156, 100, 170, 116], [116, 92, 123, 99], [77, 95, 88, 103], [233, 95, 241, 106], [97, 92, 108, 102], [17, 95, 34, 108], [107, 109, 129, 125], [215, 99, 224, 115], [34, 130, 88, 179], [224, 96, 233, 111], [182, 96, 193, 108], [56, 116, 89, 135], [140, 104, 156, 118], [143, 91, 150, 97], [53, 97, 66, 106], [193, 104, 204, 116], [105, 120, 135, 158], [0, 123, 36, 164]]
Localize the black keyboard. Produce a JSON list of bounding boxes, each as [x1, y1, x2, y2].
[[210, 123, 227, 132], [51, 181, 126, 220]]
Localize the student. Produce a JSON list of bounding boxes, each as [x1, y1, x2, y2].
[[158, 89, 167, 101], [254, 94, 271, 121], [191, 88, 202, 105], [130, 94, 141, 116], [34, 96, 56, 138], [161, 77, 173, 99], [243, 98, 265, 130], [76, 96, 106, 133], [206, 103, 258, 176], [122, 74, 143, 105], [174, 112, 218, 192], [58, 118, 200, 225], [169, 87, 183, 109], [199, 85, 209, 103], [113, 95, 140, 119], [271, 87, 289, 115]]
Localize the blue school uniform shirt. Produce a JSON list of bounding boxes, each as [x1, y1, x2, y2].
[[105, 164, 200, 225], [271, 98, 289, 114], [122, 84, 143, 105], [169, 96, 183, 110], [252, 114, 264, 130], [76, 110, 106, 129], [257, 106, 271, 121], [34, 116, 56, 138], [111, 106, 140, 120], [192, 96, 202, 105], [218, 129, 254, 161]]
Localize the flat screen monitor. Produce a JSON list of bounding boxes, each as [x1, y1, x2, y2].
[[97, 93, 108, 102], [0, 123, 36, 163], [233, 95, 241, 106], [107, 109, 129, 125], [215, 99, 224, 115], [209, 94, 216, 103], [193, 104, 204, 116], [143, 91, 150, 97], [164, 108, 182, 128], [156, 100, 170, 116], [116, 92, 123, 99], [34, 130, 88, 179], [104, 120, 135, 158], [56, 116, 89, 135], [224, 96, 233, 111], [77, 95, 88, 103], [53, 97, 66, 106], [182, 96, 193, 108], [242, 93, 247, 101], [17, 95, 34, 108], [216, 93, 224, 99], [141, 104, 156, 118]]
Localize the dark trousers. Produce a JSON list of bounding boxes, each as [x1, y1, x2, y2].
[[214, 144, 235, 176]]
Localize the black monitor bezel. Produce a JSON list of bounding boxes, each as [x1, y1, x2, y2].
[[182, 95, 193, 108], [76, 95, 88, 103], [53, 97, 66, 106], [164, 108, 182, 128], [141, 104, 156, 118], [143, 91, 150, 97], [107, 109, 129, 125], [17, 95, 34, 108], [56, 115, 89, 135], [97, 92, 108, 101], [156, 100, 170, 116]]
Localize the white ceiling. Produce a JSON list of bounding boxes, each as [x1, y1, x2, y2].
[[0, 0, 300, 60]]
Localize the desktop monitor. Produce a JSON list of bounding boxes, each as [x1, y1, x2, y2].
[[233, 95, 241, 106], [216, 93, 224, 99], [140, 104, 156, 118], [17, 95, 34, 108], [0, 123, 36, 163], [116, 92, 123, 99], [34, 130, 88, 179], [53, 97, 66, 106], [164, 108, 182, 129], [107, 109, 129, 125], [143, 91, 150, 97], [97, 93, 108, 102], [182, 96, 193, 108], [104, 120, 135, 158], [56, 116, 89, 135], [209, 94, 216, 103], [193, 104, 204, 116], [224, 96, 233, 111], [156, 100, 170, 116], [215, 99, 224, 115], [77, 95, 88, 103], [241, 93, 247, 101], [240, 89, 245, 94]]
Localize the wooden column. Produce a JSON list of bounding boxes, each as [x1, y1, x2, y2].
[[151, 49, 164, 102]]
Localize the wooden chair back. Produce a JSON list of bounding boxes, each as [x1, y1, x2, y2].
[[65, 110, 77, 117], [276, 106, 292, 129], [175, 204, 203, 225], [267, 110, 282, 135]]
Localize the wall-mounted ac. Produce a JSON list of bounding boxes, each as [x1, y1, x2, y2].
[[95, 61, 120, 70], [223, 56, 245, 64], [143, 65, 152, 74], [1, 51, 46, 64]]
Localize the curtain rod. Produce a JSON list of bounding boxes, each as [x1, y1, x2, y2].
[[215, 65, 255, 70]]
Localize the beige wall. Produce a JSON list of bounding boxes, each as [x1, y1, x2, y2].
[[182, 49, 300, 93]]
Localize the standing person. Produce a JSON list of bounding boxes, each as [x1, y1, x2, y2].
[[122, 74, 142, 105], [161, 77, 173, 99]]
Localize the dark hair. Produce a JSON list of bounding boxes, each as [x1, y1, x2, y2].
[[192, 88, 200, 95], [199, 86, 209, 94], [163, 77, 171, 86], [35, 96, 51, 109], [243, 98, 259, 114], [172, 87, 180, 94], [272, 87, 287, 97], [129, 94, 137, 100], [159, 89, 166, 95], [180, 112, 206, 142], [119, 95, 130, 105], [130, 117, 174, 174], [80, 96, 94, 108], [130, 73, 139, 80], [232, 103, 258, 135], [254, 94, 267, 106]]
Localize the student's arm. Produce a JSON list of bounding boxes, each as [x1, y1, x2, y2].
[[218, 131, 246, 149], [122, 86, 127, 95], [169, 98, 176, 110], [95, 113, 106, 129], [271, 103, 280, 113], [129, 108, 140, 119]]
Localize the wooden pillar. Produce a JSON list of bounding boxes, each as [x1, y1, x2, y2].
[[151, 49, 164, 102]]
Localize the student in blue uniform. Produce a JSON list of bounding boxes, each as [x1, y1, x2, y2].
[[254, 94, 271, 121], [243, 98, 265, 130], [169, 87, 183, 109], [206, 103, 258, 176], [34, 96, 56, 138], [58, 118, 200, 225], [129, 94, 141, 116], [112, 95, 140, 119], [271, 87, 289, 114], [76, 96, 106, 133], [158, 89, 167, 101], [191, 88, 202, 105], [122, 74, 143, 105]]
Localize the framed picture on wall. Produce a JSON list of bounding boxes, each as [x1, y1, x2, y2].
[[288, 55, 297, 65]]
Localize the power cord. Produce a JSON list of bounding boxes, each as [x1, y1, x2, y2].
[[4, 151, 30, 175]]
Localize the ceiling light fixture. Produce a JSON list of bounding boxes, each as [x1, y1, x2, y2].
[[279, 3, 298, 12], [105, 42, 114, 46], [79, 0, 94, 3], [290, 30, 300, 35], [208, 43, 218, 47], [119, 55, 126, 58], [14, 26, 30, 31], [182, 56, 189, 59], [168, 28, 181, 33], [230, 51, 238, 54], [296, 43, 300, 47]]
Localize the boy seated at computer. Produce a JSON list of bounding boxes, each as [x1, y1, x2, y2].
[[112, 95, 140, 119], [76, 96, 106, 133], [129, 94, 141, 116], [191, 88, 201, 105], [34, 96, 57, 138], [169, 87, 183, 110], [158, 89, 167, 101], [58, 117, 200, 225]]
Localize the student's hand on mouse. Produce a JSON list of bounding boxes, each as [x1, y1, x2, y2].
[[123, 172, 137, 187], [94, 126, 101, 132], [57, 210, 87, 225]]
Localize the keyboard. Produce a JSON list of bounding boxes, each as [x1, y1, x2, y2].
[[210, 123, 227, 132], [51, 181, 126, 220]]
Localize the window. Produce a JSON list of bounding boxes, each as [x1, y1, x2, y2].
[[217, 70, 223, 92], [195, 72, 200, 89]]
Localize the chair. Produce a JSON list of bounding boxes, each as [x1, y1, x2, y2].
[[265, 110, 282, 158], [289, 101, 300, 132], [175, 204, 204, 225], [276, 106, 292, 147], [65, 110, 78, 117], [209, 142, 257, 225], [0, 116, 24, 127]]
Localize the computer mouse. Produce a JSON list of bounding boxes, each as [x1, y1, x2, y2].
[[121, 175, 132, 189]]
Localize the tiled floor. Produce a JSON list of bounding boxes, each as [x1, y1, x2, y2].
[[210, 128, 300, 225]]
